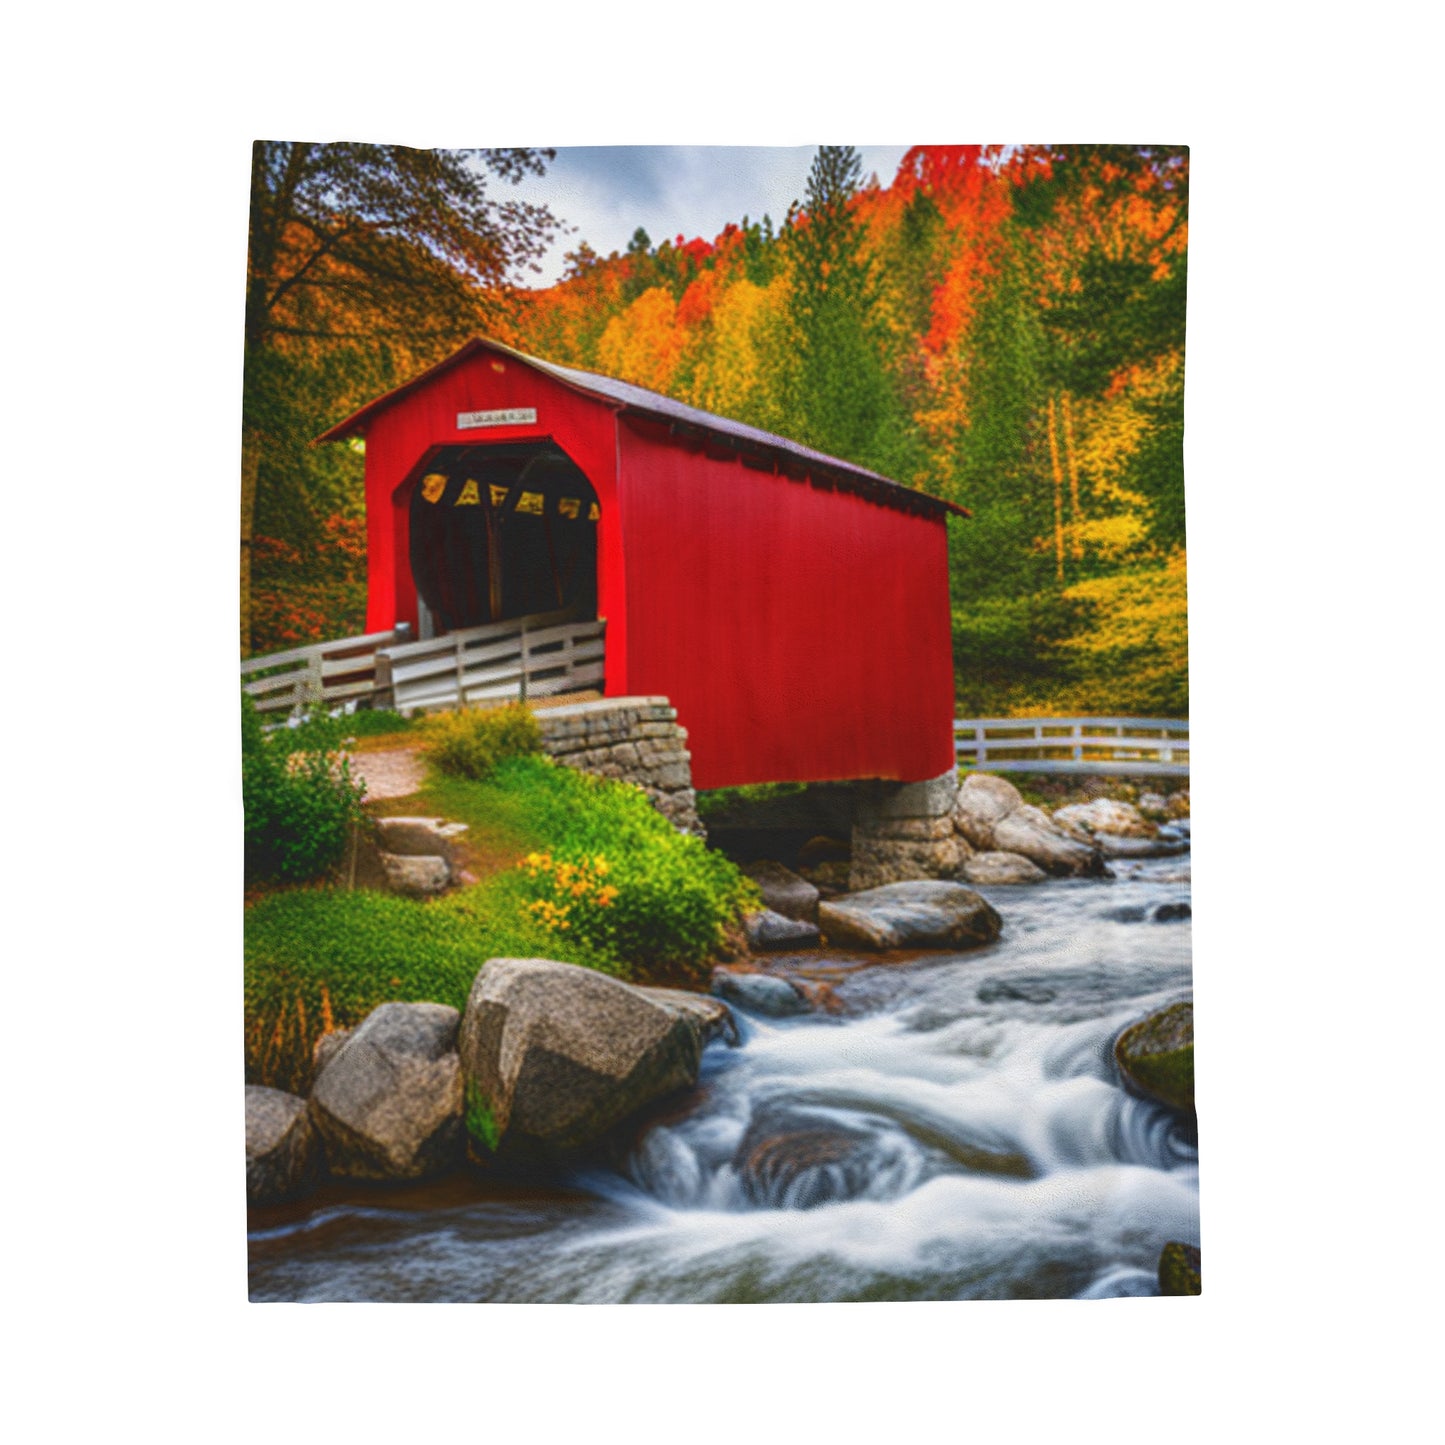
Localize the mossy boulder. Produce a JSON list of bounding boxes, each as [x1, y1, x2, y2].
[[1158, 1241, 1202, 1296], [1114, 1000, 1194, 1114]]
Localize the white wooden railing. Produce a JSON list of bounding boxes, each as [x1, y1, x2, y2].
[[241, 612, 606, 717], [375, 612, 606, 713], [955, 717, 1189, 776], [241, 628, 406, 718]]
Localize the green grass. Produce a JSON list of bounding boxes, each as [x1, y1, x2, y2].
[[244, 753, 757, 1092], [245, 875, 617, 1094], [456, 755, 759, 972]]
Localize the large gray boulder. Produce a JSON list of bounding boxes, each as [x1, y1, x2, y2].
[[741, 860, 820, 924], [309, 1002, 463, 1179], [952, 774, 1026, 850], [246, 1086, 320, 1205], [1052, 799, 1186, 858], [953, 774, 1108, 877], [962, 851, 1047, 886], [818, 881, 1002, 952], [1052, 799, 1156, 840], [311, 1027, 355, 1078], [992, 804, 1110, 877], [458, 959, 729, 1156], [634, 986, 738, 1048]]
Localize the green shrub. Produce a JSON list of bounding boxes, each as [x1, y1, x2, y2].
[[340, 707, 414, 741], [421, 702, 541, 781], [242, 695, 365, 884], [258, 700, 353, 758], [243, 740, 760, 1089], [494, 756, 758, 972]]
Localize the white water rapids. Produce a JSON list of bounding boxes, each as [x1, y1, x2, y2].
[[248, 855, 1197, 1301]]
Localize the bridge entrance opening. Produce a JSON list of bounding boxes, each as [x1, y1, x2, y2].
[[406, 441, 599, 634]]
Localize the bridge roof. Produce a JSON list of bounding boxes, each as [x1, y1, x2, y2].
[[317, 336, 970, 521]]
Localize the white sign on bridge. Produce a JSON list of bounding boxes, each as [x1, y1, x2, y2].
[[457, 407, 537, 430]]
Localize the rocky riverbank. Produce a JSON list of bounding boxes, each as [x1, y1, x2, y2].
[[730, 773, 1190, 953], [250, 845, 1198, 1302], [246, 871, 1011, 1207], [248, 767, 1198, 1307], [247, 960, 737, 1205]]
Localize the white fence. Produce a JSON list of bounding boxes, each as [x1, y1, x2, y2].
[[955, 717, 1189, 776], [240, 629, 403, 717], [377, 613, 606, 713], [241, 612, 605, 718]]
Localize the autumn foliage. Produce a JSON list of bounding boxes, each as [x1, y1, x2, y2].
[[507, 145, 1190, 715], [253, 144, 1189, 717]]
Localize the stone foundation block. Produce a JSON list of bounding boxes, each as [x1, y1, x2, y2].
[[863, 771, 960, 821]]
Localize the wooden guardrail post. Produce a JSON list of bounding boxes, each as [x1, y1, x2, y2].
[[374, 650, 394, 710], [519, 619, 530, 703], [307, 653, 324, 712]]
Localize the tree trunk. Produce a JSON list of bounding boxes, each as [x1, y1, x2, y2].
[[1061, 391, 1084, 560], [240, 425, 262, 657], [1047, 394, 1065, 584]]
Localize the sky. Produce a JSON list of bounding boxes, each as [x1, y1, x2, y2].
[[499, 145, 911, 288]]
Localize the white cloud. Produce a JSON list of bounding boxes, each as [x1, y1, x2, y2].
[[499, 145, 911, 287]]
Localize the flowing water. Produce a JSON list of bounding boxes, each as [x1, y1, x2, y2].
[[248, 855, 1197, 1302]]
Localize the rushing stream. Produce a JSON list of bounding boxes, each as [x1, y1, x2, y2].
[[249, 854, 1196, 1302]]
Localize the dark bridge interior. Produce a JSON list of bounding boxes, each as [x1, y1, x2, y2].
[[408, 441, 599, 632]]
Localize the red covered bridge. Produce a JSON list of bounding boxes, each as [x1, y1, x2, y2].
[[319, 338, 968, 791]]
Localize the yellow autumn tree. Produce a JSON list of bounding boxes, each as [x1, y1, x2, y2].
[[1054, 550, 1189, 714], [596, 286, 685, 395], [685, 275, 799, 434]]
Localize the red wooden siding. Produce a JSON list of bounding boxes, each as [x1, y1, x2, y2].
[[338, 340, 959, 789], [616, 418, 956, 789]]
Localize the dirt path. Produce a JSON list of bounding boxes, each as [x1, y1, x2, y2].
[[348, 747, 426, 802]]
